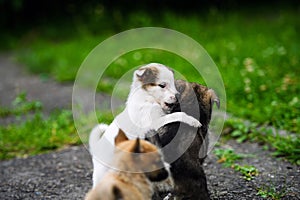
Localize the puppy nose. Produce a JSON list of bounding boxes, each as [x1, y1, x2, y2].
[[170, 95, 177, 102]]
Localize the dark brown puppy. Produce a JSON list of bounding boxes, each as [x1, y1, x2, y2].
[[147, 79, 219, 200]]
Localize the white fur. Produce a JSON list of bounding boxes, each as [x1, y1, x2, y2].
[[89, 63, 201, 187]]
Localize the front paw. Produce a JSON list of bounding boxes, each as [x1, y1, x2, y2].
[[163, 193, 172, 200], [189, 117, 202, 127]]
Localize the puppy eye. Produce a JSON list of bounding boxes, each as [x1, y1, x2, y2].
[[158, 83, 166, 88]]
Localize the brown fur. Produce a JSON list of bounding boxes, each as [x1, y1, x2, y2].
[[85, 129, 171, 200], [136, 66, 159, 89], [147, 80, 219, 200]]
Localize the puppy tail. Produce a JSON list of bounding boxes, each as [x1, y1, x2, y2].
[[89, 124, 109, 155]]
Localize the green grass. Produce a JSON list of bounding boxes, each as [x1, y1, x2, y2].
[[14, 9, 300, 134], [214, 148, 258, 181], [0, 92, 42, 117], [257, 180, 288, 200], [0, 110, 79, 160], [0, 93, 114, 160], [214, 147, 291, 198], [224, 118, 300, 165], [214, 148, 246, 167]]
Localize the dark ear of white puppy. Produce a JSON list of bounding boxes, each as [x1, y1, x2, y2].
[[135, 67, 158, 86], [135, 67, 147, 77]]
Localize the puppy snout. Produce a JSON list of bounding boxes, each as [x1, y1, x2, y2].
[[170, 92, 180, 102], [170, 95, 177, 102]]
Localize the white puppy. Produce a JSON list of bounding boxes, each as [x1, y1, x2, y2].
[[89, 63, 201, 187]]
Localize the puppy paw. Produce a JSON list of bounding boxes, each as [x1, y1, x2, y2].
[[188, 117, 202, 127], [192, 120, 202, 128], [163, 193, 173, 200]]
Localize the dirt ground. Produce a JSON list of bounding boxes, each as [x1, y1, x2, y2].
[[0, 54, 299, 199]]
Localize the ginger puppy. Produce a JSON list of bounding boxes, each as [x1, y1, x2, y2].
[[85, 129, 172, 200]]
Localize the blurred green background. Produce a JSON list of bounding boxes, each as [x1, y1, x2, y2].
[[0, 0, 299, 161]]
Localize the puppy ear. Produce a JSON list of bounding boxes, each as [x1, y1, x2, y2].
[[175, 79, 187, 95], [136, 68, 152, 82], [135, 67, 147, 78], [207, 89, 220, 109], [135, 67, 157, 85], [132, 138, 143, 153], [115, 129, 128, 145]]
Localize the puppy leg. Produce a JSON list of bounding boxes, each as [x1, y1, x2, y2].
[[153, 112, 201, 130], [91, 134, 115, 187], [92, 158, 110, 187]]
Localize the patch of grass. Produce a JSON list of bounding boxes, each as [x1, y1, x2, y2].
[[17, 38, 101, 82], [257, 183, 288, 200], [0, 93, 114, 160], [214, 148, 258, 180], [0, 110, 79, 160], [223, 118, 300, 165], [234, 164, 259, 181], [0, 92, 42, 117], [214, 148, 245, 167]]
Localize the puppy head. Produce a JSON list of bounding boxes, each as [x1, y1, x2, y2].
[[175, 80, 219, 106], [191, 82, 220, 109], [175, 80, 219, 126], [114, 129, 169, 182], [133, 63, 179, 112]]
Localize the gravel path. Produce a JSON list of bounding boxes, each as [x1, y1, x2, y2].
[[206, 140, 299, 200], [0, 54, 299, 199], [0, 142, 299, 200]]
